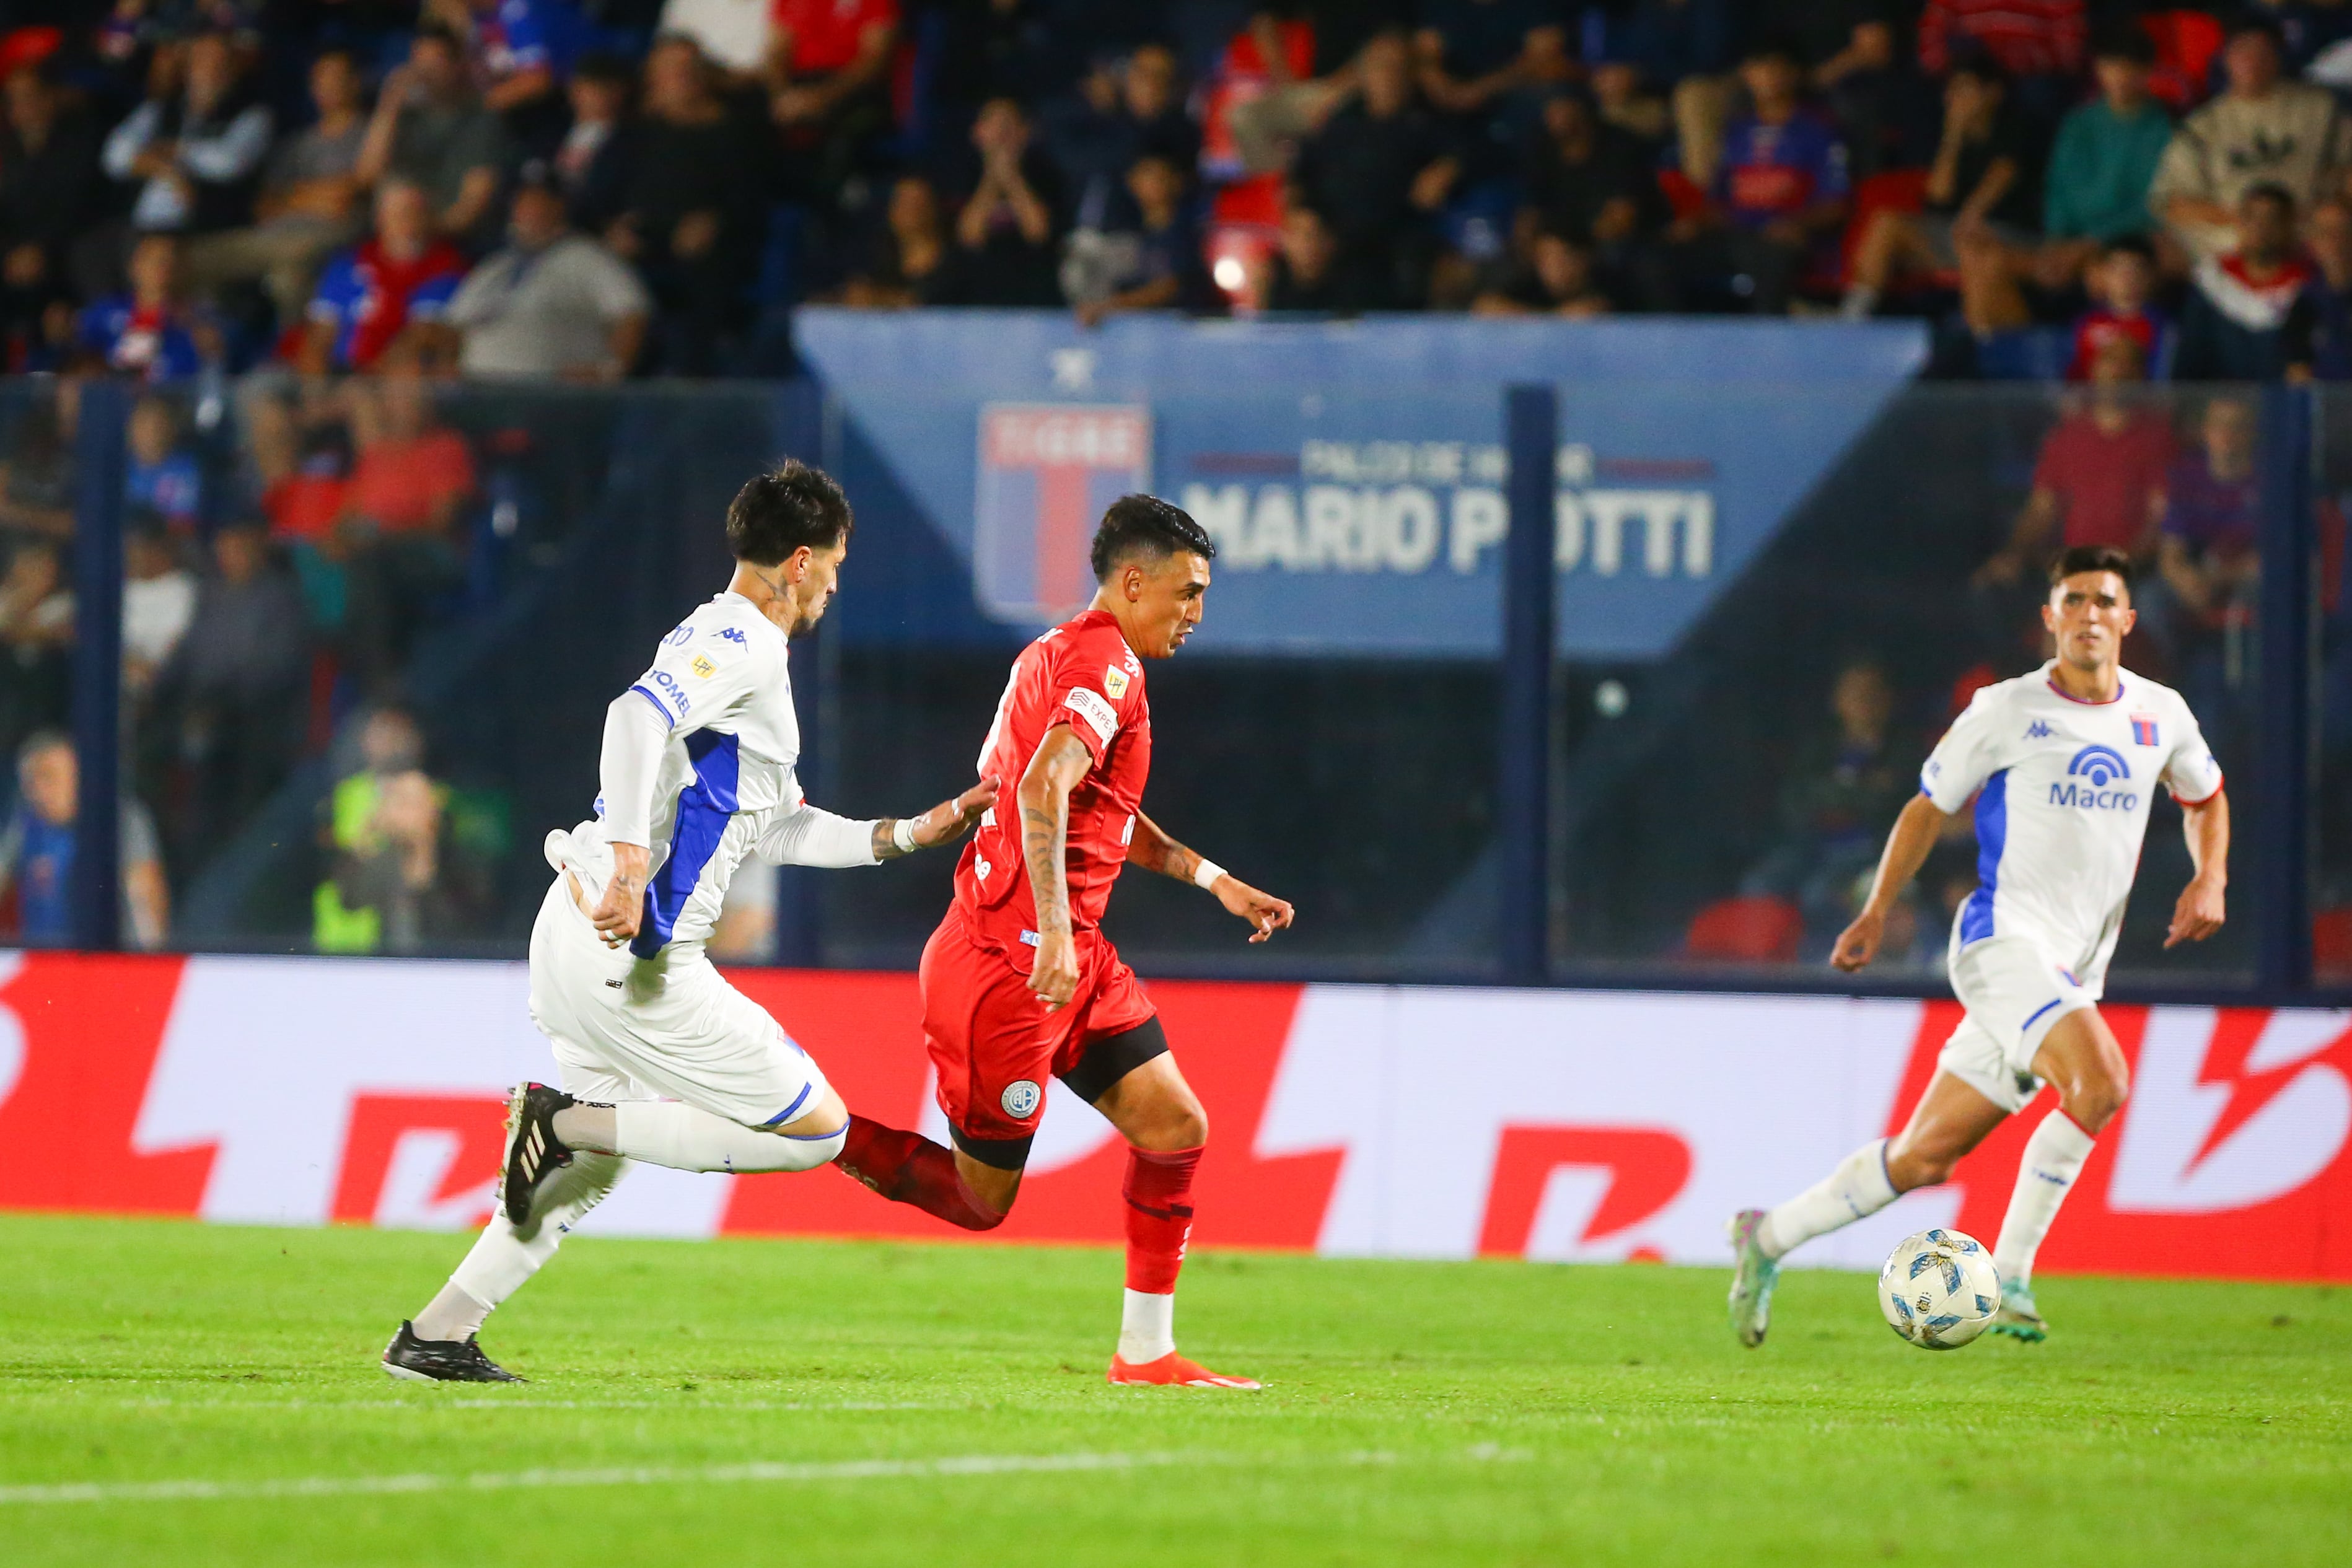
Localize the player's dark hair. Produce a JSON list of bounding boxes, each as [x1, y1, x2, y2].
[[2050, 545, 2134, 589], [2101, 232, 2156, 264], [1090, 494, 1215, 582], [412, 20, 465, 54], [726, 459, 853, 565]]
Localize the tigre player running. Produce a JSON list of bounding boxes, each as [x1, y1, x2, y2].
[[382, 462, 991, 1382], [1728, 546, 2229, 1346], [835, 495, 1295, 1389]]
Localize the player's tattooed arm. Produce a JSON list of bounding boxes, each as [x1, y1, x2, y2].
[[1123, 811, 1203, 882], [1018, 727, 1095, 1008], [872, 778, 1000, 860], [1130, 811, 1297, 944]]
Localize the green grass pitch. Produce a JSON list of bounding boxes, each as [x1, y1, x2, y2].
[[1, 1214, 2346, 1567]]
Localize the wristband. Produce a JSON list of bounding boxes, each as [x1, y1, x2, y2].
[[1191, 857, 1226, 891], [892, 817, 919, 854]]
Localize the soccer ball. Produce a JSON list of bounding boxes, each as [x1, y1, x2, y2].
[[1878, 1229, 2001, 1350]]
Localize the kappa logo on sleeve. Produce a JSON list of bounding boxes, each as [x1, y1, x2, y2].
[[1102, 664, 1130, 699], [1065, 686, 1118, 743]]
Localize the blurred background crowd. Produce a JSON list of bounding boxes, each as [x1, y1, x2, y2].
[[0, 1, 2350, 372], [0, 0, 2340, 977]]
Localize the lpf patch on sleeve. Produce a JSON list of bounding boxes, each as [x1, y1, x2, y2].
[[691, 654, 716, 678], [1064, 686, 1118, 743], [1103, 664, 1130, 699]]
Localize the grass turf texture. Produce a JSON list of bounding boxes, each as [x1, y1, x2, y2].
[[0, 1215, 2345, 1566]]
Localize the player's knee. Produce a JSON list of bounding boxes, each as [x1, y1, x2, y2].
[[1132, 1100, 1207, 1152], [1889, 1143, 1959, 1191], [776, 1121, 846, 1172], [2061, 1067, 2128, 1134]]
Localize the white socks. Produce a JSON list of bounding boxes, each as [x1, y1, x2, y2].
[[612, 1100, 846, 1173], [412, 1281, 494, 1344], [1759, 1138, 1898, 1260], [408, 1103, 846, 1346], [415, 1150, 631, 1341], [1994, 1111, 2096, 1288], [1118, 1289, 1175, 1364]]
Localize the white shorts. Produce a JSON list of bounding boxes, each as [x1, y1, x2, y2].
[[527, 874, 830, 1129], [1937, 935, 2097, 1114]]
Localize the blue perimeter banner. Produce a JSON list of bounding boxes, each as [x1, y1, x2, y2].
[[795, 310, 1926, 660]]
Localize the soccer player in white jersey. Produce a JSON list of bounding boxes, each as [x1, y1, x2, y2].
[[381, 460, 993, 1382], [1726, 545, 2230, 1346]]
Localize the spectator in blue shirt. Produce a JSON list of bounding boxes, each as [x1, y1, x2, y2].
[[0, 730, 169, 948], [2286, 197, 2352, 382], [124, 395, 203, 536], [76, 233, 212, 383], [1666, 38, 1849, 315], [298, 180, 469, 375], [449, 0, 579, 156]]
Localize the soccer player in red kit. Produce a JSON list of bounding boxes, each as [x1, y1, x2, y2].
[[834, 494, 1294, 1388]]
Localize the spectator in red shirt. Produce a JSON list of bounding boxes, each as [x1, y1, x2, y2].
[[766, 0, 897, 206], [1979, 334, 2172, 589], [341, 361, 477, 690]]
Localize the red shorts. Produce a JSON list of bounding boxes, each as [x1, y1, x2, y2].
[[918, 904, 1161, 1164]]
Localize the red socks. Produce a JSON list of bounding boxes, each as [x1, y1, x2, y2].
[[1121, 1146, 1202, 1293], [834, 1114, 1006, 1232], [836, 1116, 1204, 1275]]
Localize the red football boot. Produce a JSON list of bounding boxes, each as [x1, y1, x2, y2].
[[1106, 1352, 1262, 1390]]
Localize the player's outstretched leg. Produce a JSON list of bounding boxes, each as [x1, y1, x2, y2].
[[1728, 1071, 2009, 1347], [1096, 1055, 1258, 1390], [385, 1147, 631, 1382], [1726, 1141, 1895, 1347], [834, 1116, 1011, 1229], [1990, 1011, 2129, 1342]]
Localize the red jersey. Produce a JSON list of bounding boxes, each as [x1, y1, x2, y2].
[[2030, 410, 2173, 552], [771, 0, 897, 74], [954, 609, 1149, 960]]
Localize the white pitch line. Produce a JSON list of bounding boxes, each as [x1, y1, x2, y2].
[[0, 1451, 1176, 1507], [0, 1450, 1446, 1508], [94, 1398, 953, 1414]]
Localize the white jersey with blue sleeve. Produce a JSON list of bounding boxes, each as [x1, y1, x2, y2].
[[1919, 661, 2224, 986], [546, 590, 877, 959]]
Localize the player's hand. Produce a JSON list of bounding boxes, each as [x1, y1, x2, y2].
[[1029, 927, 1081, 1010], [1830, 906, 1884, 973], [592, 843, 650, 949], [909, 777, 998, 850], [2166, 874, 2226, 948], [1214, 875, 1295, 944]]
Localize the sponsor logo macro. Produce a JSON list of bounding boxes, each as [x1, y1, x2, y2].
[[2050, 744, 2138, 810], [1178, 442, 1717, 579]]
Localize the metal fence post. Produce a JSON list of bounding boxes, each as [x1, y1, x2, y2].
[[71, 377, 128, 952], [771, 378, 827, 968], [2256, 382, 2314, 994], [1500, 384, 1558, 984]]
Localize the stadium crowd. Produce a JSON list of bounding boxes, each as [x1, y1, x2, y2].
[[0, 2, 2346, 371], [0, 0, 2341, 966]]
